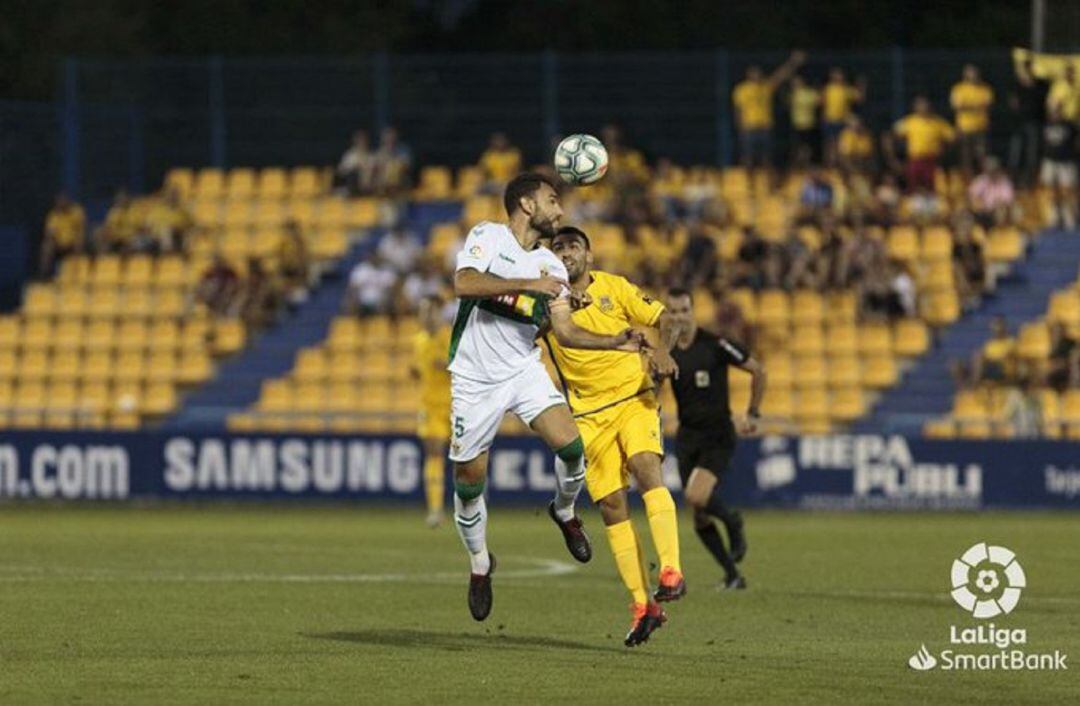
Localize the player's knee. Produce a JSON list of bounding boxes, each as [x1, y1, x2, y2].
[[555, 436, 584, 464], [685, 483, 708, 510]]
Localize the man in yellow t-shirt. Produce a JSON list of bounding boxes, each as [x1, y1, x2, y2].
[[96, 189, 138, 253], [544, 225, 685, 646], [823, 68, 863, 166], [478, 132, 522, 192], [950, 64, 994, 174], [40, 193, 86, 276], [888, 96, 955, 193], [732, 51, 805, 171], [838, 114, 874, 175], [411, 294, 452, 527], [788, 75, 821, 166], [1048, 64, 1080, 123]]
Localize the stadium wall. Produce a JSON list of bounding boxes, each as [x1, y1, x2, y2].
[[0, 431, 1077, 510]]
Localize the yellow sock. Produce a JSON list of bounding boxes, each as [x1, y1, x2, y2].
[[423, 454, 444, 515], [630, 523, 652, 595], [604, 520, 649, 605], [642, 487, 681, 573]]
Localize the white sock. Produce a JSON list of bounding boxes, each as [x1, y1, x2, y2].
[[552, 455, 585, 523], [454, 493, 490, 574]]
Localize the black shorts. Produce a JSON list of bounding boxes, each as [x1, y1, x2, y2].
[[676, 427, 735, 486]]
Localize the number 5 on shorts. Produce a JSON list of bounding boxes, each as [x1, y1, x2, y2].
[[454, 416, 465, 439]]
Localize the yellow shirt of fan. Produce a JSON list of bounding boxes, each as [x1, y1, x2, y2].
[[894, 115, 955, 159], [414, 327, 452, 412], [733, 80, 775, 130], [544, 271, 664, 414], [479, 148, 522, 183], [45, 205, 86, 249], [839, 127, 873, 159], [950, 81, 994, 133], [824, 84, 859, 123]]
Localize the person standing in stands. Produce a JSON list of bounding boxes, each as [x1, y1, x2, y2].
[[732, 51, 806, 184], [39, 193, 86, 278], [950, 64, 995, 177]]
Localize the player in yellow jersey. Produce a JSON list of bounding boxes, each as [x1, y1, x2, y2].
[[543, 226, 684, 647], [411, 294, 452, 527]]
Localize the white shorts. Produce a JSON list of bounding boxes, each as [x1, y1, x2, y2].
[[1040, 160, 1077, 188], [448, 360, 566, 462]]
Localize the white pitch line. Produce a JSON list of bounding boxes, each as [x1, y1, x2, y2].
[[0, 557, 580, 585]]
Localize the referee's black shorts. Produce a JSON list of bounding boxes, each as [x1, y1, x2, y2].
[[676, 426, 735, 487]]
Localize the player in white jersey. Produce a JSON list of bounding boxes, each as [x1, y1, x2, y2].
[[449, 173, 643, 621]]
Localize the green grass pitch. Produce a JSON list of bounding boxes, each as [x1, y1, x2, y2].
[[1, 505, 1077, 704]]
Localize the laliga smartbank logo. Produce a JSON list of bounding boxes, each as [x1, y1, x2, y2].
[[907, 543, 1067, 672]]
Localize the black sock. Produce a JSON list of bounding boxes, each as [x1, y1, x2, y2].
[[694, 522, 738, 579], [705, 484, 737, 527]]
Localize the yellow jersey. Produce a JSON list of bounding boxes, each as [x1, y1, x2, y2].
[[733, 80, 774, 130], [479, 148, 522, 183], [1048, 79, 1080, 122], [102, 203, 137, 245], [45, 205, 86, 249], [790, 86, 821, 130], [823, 84, 859, 123], [838, 127, 873, 159], [950, 81, 994, 133], [544, 271, 665, 414], [894, 114, 955, 159], [414, 327, 452, 412]]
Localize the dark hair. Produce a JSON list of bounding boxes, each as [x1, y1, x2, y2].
[[667, 286, 693, 303], [504, 172, 558, 217], [552, 226, 591, 250]]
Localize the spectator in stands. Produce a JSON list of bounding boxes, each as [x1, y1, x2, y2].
[[1040, 103, 1079, 229], [845, 224, 887, 289], [885, 96, 955, 194], [1009, 56, 1051, 186], [796, 168, 834, 223], [373, 126, 413, 196], [95, 189, 137, 253], [859, 262, 904, 322], [335, 130, 377, 196], [677, 225, 719, 289], [277, 219, 312, 306], [871, 173, 902, 226], [968, 157, 1016, 228], [1047, 64, 1080, 124], [779, 228, 816, 290], [238, 257, 282, 331], [142, 187, 193, 253], [950, 64, 994, 176], [1047, 321, 1079, 392], [732, 51, 805, 180], [345, 252, 396, 317], [195, 255, 242, 317], [401, 256, 447, 314], [478, 132, 522, 193], [1003, 370, 1043, 438], [601, 124, 650, 185], [714, 287, 756, 350], [787, 74, 820, 167], [39, 192, 85, 277], [822, 68, 864, 167], [890, 260, 917, 318], [951, 212, 987, 308], [377, 227, 422, 274], [972, 316, 1014, 385], [682, 166, 723, 222], [732, 226, 772, 290], [837, 114, 875, 177]]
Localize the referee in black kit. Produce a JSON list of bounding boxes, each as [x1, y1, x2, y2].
[[663, 288, 767, 590]]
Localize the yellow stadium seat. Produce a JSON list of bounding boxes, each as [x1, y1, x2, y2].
[[824, 322, 858, 357], [155, 289, 185, 319], [50, 350, 81, 383], [223, 201, 253, 230], [251, 201, 285, 228], [92, 256, 123, 287], [310, 228, 348, 260], [952, 389, 990, 421], [924, 290, 960, 326], [0, 316, 21, 347], [257, 379, 292, 412], [212, 319, 246, 355], [794, 387, 829, 422], [23, 284, 57, 317], [14, 381, 46, 411], [293, 347, 328, 382], [164, 168, 194, 200], [826, 290, 859, 324], [862, 355, 898, 388], [227, 168, 256, 200], [113, 351, 146, 383], [82, 352, 114, 382], [0, 350, 16, 383], [227, 412, 260, 432], [52, 319, 83, 351], [109, 410, 141, 429], [146, 321, 179, 351], [887, 226, 919, 262], [791, 290, 825, 326], [116, 320, 148, 352], [57, 255, 91, 284], [894, 318, 930, 357], [463, 196, 500, 225], [826, 356, 860, 388], [84, 320, 115, 352], [327, 351, 362, 381], [194, 168, 225, 200], [43, 410, 75, 430], [178, 350, 214, 385], [1047, 289, 1080, 327], [290, 167, 321, 199], [923, 260, 954, 291], [77, 380, 110, 414], [456, 166, 485, 198], [122, 286, 154, 319], [20, 319, 53, 351], [287, 199, 315, 227], [144, 383, 178, 416], [793, 356, 826, 388], [258, 168, 288, 200], [18, 350, 49, 383], [830, 386, 866, 421], [956, 419, 992, 439], [986, 226, 1024, 263], [790, 325, 825, 356], [756, 290, 790, 328], [920, 226, 953, 260], [858, 323, 892, 356], [145, 351, 177, 383], [1017, 321, 1050, 360], [923, 417, 956, 439], [192, 199, 222, 228], [314, 198, 347, 229], [123, 255, 154, 288], [416, 166, 453, 200], [54, 285, 88, 320], [346, 198, 380, 229], [293, 382, 324, 412], [47, 382, 78, 412]]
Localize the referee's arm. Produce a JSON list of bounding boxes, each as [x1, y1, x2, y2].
[[735, 356, 767, 434]]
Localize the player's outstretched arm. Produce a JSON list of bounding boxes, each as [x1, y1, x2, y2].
[[736, 356, 768, 434], [648, 311, 680, 379], [548, 300, 644, 351], [454, 268, 565, 299]]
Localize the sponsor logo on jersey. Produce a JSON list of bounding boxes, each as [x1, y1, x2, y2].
[[598, 295, 614, 312]]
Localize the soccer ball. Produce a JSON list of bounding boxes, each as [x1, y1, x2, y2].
[[554, 134, 609, 186]]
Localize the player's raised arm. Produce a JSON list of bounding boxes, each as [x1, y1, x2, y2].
[[548, 298, 643, 351], [617, 278, 679, 379], [454, 267, 565, 299]]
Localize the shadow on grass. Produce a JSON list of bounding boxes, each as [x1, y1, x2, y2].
[[302, 628, 625, 654]]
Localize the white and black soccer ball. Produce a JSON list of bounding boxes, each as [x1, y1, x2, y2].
[[553, 133, 609, 186]]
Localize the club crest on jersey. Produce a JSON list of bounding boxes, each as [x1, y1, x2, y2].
[[469, 245, 482, 257], [539, 265, 550, 277], [598, 295, 614, 312]]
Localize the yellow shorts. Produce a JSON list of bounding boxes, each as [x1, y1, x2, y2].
[[418, 405, 451, 441], [576, 394, 663, 502]]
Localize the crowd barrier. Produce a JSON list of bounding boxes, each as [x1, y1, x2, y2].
[[1, 431, 1077, 509]]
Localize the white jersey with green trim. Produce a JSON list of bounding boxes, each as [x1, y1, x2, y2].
[[448, 221, 569, 384]]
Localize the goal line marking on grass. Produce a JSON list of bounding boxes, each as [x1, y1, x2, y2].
[[0, 557, 581, 584]]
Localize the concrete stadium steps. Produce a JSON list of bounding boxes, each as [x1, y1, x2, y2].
[[859, 229, 1080, 434]]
